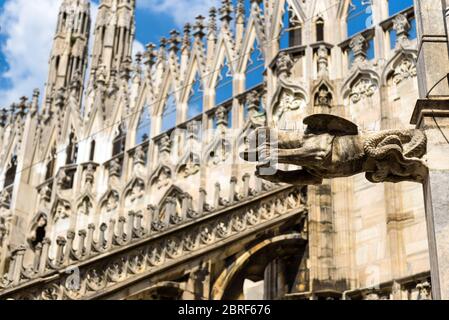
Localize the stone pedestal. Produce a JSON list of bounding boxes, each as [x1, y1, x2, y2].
[[411, 99, 449, 299]]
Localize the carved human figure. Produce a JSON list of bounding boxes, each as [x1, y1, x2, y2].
[[241, 113, 427, 185]]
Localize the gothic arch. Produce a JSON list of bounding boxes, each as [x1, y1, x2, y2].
[[237, 9, 267, 75], [342, 67, 380, 103], [381, 48, 417, 86], [270, 0, 305, 41], [131, 103, 152, 146], [181, 57, 205, 121], [155, 71, 179, 133], [156, 185, 186, 223], [175, 151, 200, 179], [122, 177, 146, 208], [149, 164, 173, 191], [211, 233, 306, 300], [129, 281, 185, 300], [181, 52, 206, 105], [59, 106, 82, 145], [74, 193, 95, 233], [207, 37, 236, 90], [97, 188, 120, 228], [311, 79, 334, 107]]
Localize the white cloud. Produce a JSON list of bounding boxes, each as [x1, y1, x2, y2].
[[0, 0, 61, 106], [0, 0, 199, 107], [0, 0, 100, 107], [138, 0, 221, 27], [133, 40, 145, 57]]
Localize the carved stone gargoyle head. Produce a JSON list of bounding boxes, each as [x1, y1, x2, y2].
[[241, 113, 427, 185]]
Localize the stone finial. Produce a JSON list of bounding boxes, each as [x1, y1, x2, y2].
[[193, 15, 206, 39], [144, 43, 157, 68], [169, 29, 181, 53], [135, 52, 143, 65], [133, 52, 143, 79], [17, 96, 28, 117], [182, 23, 192, 49], [220, 0, 233, 23], [392, 13, 410, 47], [158, 37, 168, 61], [9, 103, 16, 117], [208, 8, 217, 35], [349, 34, 367, 63], [31, 89, 40, 114], [0, 108, 8, 127], [236, 0, 245, 23]]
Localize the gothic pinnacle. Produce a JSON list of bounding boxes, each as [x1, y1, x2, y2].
[[182, 23, 192, 49], [208, 8, 217, 35], [193, 15, 206, 39], [236, 0, 245, 22], [144, 43, 157, 68], [169, 30, 181, 53], [220, 0, 233, 23]]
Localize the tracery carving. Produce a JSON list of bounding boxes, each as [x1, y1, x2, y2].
[[392, 58, 417, 85], [349, 77, 377, 103], [151, 166, 172, 189]]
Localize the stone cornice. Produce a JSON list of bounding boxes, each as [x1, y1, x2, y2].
[[0, 185, 307, 300]]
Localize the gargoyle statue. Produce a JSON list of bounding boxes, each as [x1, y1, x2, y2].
[[241, 114, 427, 185]]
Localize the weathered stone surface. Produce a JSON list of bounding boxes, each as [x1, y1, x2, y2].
[[241, 114, 427, 184]]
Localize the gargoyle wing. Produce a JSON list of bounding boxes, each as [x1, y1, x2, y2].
[[303, 114, 358, 136]]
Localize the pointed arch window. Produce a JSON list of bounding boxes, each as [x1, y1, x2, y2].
[[215, 58, 233, 106], [4, 155, 17, 188], [316, 18, 325, 42], [112, 123, 127, 156], [161, 87, 177, 133], [89, 140, 96, 161], [280, 2, 302, 49], [136, 106, 151, 145], [346, 0, 373, 37], [245, 40, 265, 90], [66, 131, 78, 165], [187, 73, 204, 120], [45, 147, 57, 180]]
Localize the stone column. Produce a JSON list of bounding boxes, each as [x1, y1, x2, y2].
[[412, 0, 449, 300]]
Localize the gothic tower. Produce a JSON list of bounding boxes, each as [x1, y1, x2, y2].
[[45, 0, 91, 101], [91, 0, 136, 79]]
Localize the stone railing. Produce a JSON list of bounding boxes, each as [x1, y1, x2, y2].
[[344, 271, 432, 300], [0, 179, 307, 300]]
